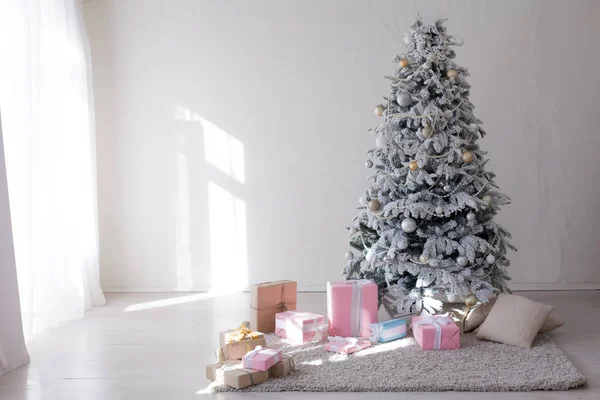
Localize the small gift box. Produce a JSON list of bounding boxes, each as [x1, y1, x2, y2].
[[275, 310, 327, 344], [327, 280, 378, 338], [219, 322, 267, 360], [369, 318, 407, 343], [242, 346, 282, 371], [412, 315, 461, 350], [323, 336, 372, 355], [251, 280, 297, 333], [206, 360, 269, 389], [269, 355, 295, 378], [206, 360, 240, 381], [223, 368, 269, 389]]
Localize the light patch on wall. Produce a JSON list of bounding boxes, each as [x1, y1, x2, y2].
[[173, 104, 248, 292], [208, 181, 248, 291], [202, 118, 245, 184], [173, 104, 245, 183]]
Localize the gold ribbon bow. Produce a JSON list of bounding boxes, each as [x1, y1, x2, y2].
[[228, 321, 261, 343]]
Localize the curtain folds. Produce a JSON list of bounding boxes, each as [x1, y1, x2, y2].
[[0, 0, 105, 337]]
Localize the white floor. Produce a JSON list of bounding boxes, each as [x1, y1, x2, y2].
[[0, 291, 598, 400]]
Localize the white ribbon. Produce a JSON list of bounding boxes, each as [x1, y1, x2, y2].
[[412, 315, 453, 349], [243, 345, 263, 365], [350, 279, 371, 336], [369, 323, 384, 343], [369, 322, 407, 342]]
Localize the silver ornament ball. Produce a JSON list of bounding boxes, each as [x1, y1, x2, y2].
[[365, 160, 373, 168], [466, 212, 476, 221], [345, 251, 354, 261], [365, 248, 375, 263], [456, 256, 468, 267], [486, 254, 496, 264], [443, 184, 451, 192], [376, 135, 388, 148], [404, 34, 414, 45], [435, 206, 444, 215], [374, 104, 385, 116], [401, 217, 417, 233], [396, 92, 413, 107]]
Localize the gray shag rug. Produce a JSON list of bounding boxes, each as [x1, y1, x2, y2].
[[209, 333, 586, 392]]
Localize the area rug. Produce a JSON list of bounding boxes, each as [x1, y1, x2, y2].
[[209, 333, 586, 392]]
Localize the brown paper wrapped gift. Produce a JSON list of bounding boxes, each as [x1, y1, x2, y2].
[[206, 360, 240, 381], [222, 367, 269, 389], [269, 355, 295, 378], [219, 323, 267, 360], [206, 361, 269, 389], [251, 280, 297, 333]]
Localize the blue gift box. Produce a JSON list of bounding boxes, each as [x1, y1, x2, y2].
[[369, 318, 407, 343]]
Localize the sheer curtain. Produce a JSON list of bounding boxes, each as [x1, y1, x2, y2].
[[0, 0, 105, 337]]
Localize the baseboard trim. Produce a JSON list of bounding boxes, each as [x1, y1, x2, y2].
[[102, 283, 600, 293]]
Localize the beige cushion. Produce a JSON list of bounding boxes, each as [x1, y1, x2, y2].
[[460, 296, 564, 333], [476, 294, 554, 348]]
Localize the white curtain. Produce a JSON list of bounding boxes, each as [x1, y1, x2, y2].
[[0, 0, 105, 337]]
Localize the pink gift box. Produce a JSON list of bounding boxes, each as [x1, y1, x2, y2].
[[324, 336, 372, 355], [412, 315, 461, 350], [275, 310, 326, 344], [242, 346, 282, 371], [327, 280, 378, 338]]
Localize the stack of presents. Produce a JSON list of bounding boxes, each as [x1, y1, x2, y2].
[[206, 279, 461, 389]]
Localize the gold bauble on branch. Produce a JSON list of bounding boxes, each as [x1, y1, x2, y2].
[[482, 194, 493, 207], [422, 126, 433, 138], [368, 199, 381, 212], [374, 104, 385, 116], [447, 69, 459, 79], [464, 294, 478, 307], [409, 161, 418, 171], [399, 59, 409, 68], [462, 151, 474, 163]]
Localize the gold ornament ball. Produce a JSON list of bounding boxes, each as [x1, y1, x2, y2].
[[464, 294, 478, 307], [462, 151, 474, 163], [399, 59, 409, 68], [447, 69, 459, 79], [368, 199, 381, 212], [409, 161, 418, 171], [422, 126, 434, 138], [482, 194, 493, 207], [374, 104, 385, 116]]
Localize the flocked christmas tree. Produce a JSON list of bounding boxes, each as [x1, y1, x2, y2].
[[343, 18, 516, 315]]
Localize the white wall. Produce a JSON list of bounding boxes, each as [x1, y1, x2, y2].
[[84, 0, 600, 292]]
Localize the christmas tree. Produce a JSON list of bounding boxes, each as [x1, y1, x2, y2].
[[344, 18, 516, 315]]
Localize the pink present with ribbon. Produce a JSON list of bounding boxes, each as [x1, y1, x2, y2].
[[327, 280, 378, 338], [275, 310, 327, 344], [242, 346, 282, 371], [323, 336, 372, 355], [412, 315, 461, 350]]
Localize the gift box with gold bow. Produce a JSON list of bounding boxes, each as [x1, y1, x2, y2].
[[250, 280, 297, 333], [218, 322, 267, 360]]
